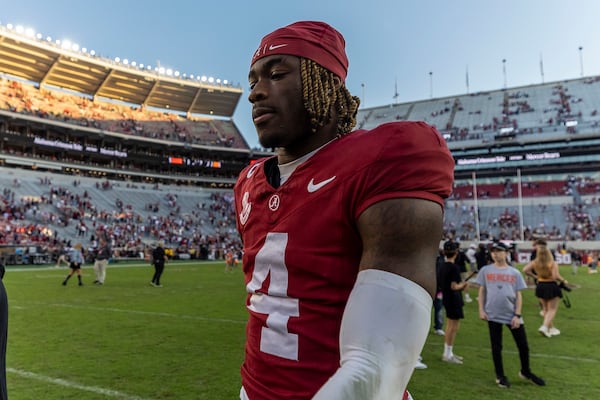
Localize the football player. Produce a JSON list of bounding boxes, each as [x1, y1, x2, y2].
[[235, 21, 454, 400]]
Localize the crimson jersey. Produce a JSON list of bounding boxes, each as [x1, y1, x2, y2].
[[234, 121, 454, 400]]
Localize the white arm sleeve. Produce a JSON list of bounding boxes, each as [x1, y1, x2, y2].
[[312, 269, 432, 400]]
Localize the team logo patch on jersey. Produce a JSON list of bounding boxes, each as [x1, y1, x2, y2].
[[268, 194, 280, 211], [239, 191, 252, 225]]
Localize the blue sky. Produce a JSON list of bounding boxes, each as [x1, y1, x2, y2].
[[2, 0, 600, 149]]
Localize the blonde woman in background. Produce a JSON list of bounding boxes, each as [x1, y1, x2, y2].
[[523, 243, 567, 337], [62, 243, 85, 286]]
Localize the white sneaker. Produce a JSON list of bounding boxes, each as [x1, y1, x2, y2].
[[434, 329, 445, 336], [549, 327, 561, 336], [415, 358, 428, 369], [442, 355, 463, 364], [538, 325, 551, 338]]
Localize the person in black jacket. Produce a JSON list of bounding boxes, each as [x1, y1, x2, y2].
[[475, 243, 490, 272], [150, 241, 167, 287]]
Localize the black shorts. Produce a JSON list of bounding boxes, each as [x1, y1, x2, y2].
[[535, 281, 562, 299], [69, 262, 81, 270], [443, 299, 464, 320], [445, 305, 464, 320]]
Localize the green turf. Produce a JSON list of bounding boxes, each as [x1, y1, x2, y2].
[[3, 262, 600, 399], [5, 261, 247, 400]]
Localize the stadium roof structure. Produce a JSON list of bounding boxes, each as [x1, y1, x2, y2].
[[0, 27, 242, 117]]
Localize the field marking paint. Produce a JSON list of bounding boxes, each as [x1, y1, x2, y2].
[[7, 368, 152, 400], [18, 302, 247, 325], [8, 261, 221, 273], [424, 342, 600, 363], [532, 351, 599, 363]]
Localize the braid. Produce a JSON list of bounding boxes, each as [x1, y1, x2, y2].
[[300, 58, 360, 135]]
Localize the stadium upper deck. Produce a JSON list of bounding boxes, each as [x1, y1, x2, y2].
[[0, 24, 277, 187], [0, 25, 242, 118], [357, 75, 600, 180], [3, 21, 600, 188]]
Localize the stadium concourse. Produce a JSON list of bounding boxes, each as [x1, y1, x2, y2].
[[2, 23, 600, 266]]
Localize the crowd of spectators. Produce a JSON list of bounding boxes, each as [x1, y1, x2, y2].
[[357, 74, 600, 143], [0, 77, 245, 149], [0, 173, 242, 265], [443, 175, 600, 243], [4, 168, 600, 265], [450, 178, 574, 200]]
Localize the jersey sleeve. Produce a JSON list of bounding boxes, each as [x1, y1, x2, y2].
[[353, 122, 455, 219]]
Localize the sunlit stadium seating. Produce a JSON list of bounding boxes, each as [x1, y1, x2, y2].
[[0, 77, 247, 149]]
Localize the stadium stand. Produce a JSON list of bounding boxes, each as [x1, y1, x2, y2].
[[0, 166, 241, 265], [3, 23, 600, 264], [358, 72, 600, 247], [0, 78, 245, 149]]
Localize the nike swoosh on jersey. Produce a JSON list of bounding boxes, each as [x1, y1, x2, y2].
[[307, 176, 336, 193], [269, 43, 288, 51]]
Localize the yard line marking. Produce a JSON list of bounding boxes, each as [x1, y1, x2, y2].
[[16, 302, 247, 325], [424, 342, 600, 363], [7, 261, 221, 273], [532, 351, 600, 363], [7, 368, 152, 400]]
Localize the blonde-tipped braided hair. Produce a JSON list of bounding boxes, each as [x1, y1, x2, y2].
[[300, 58, 360, 135]]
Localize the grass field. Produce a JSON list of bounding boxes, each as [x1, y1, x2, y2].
[[6, 261, 247, 400], [3, 261, 600, 399]]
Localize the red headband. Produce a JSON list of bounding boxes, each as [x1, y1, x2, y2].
[[251, 21, 348, 81]]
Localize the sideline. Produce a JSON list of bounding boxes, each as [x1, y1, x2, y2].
[[7, 368, 152, 400], [13, 302, 247, 325], [5, 260, 221, 273], [424, 342, 600, 363]]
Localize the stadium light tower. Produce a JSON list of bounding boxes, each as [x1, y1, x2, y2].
[[579, 46, 584, 77], [361, 83, 365, 106], [502, 59, 507, 89], [429, 71, 433, 99]]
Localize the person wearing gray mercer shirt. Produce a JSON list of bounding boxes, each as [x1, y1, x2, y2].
[[476, 242, 545, 389]]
